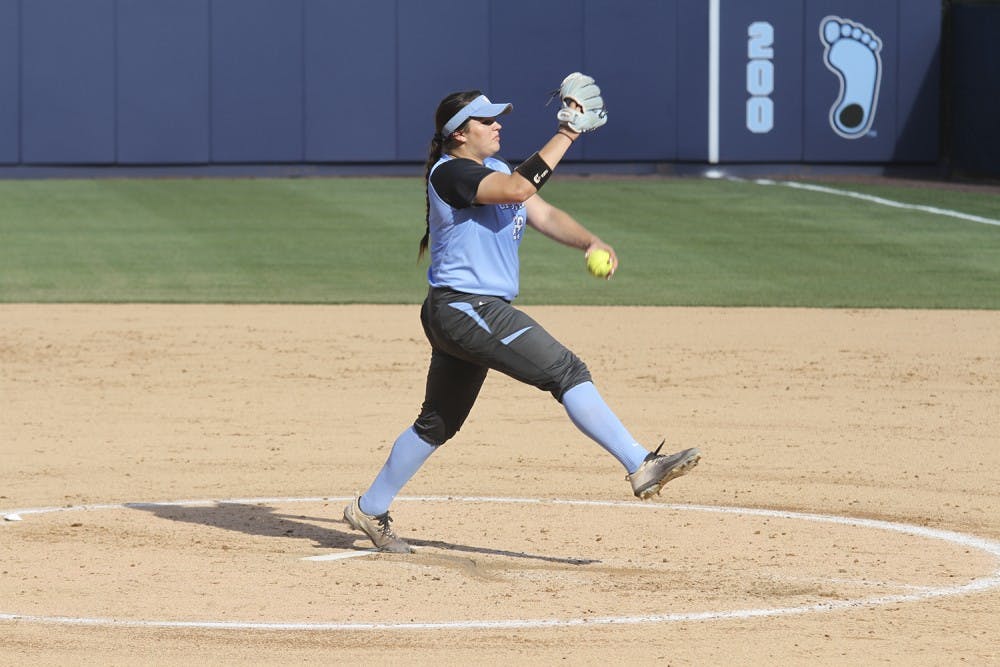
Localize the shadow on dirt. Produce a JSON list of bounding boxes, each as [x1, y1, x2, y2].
[[126, 501, 597, 566]]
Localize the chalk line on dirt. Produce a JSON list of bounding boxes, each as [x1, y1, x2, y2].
[[2, 496, 998, 631]]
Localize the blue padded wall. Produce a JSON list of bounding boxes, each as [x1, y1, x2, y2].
[[0, 0, 18, 163], [2, 0, 943, 166], [210, 0, 304, 162], [949, 4, 1000, 176], [718, 0, 805, 162], [675, 0, 710, 161], [21, 0, 116, 164], [397, 0, 492, 162], [582, 0, 678, 161], [489, 0, 584, 162], [304, 0, 397, 162], [802, 0, 898, 162], [895, 0, 941, 163], [117, 0, 210, 164]]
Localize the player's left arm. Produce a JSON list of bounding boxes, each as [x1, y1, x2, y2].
[[524, 194, 619, 274]]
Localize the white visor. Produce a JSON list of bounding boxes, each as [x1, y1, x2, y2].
[[442, 95, 513, 135]]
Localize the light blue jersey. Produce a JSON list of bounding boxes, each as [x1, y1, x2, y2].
[[426, 155, 527, 301]]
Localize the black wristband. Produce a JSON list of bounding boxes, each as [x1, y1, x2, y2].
[[514, 152, 553, 190]]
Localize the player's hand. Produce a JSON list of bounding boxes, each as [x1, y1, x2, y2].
[[556, 72, 608, 133], [585, 241, 618, 277]]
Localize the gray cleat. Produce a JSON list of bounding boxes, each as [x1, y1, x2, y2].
[[343, 496, 413, 554], [627, 442, 701, 499]]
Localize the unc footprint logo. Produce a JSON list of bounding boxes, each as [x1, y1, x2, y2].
[[820, 16, 882, 139]]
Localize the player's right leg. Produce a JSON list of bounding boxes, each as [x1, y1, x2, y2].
[[346, 338, 487, 552]]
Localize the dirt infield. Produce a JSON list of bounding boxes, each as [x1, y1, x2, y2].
[[2, 305, 998, 665]]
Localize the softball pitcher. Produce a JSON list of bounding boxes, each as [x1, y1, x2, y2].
[[345, 74, 700, 553]]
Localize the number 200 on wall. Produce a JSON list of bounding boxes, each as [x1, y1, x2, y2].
[[747, 21, 774, 133]]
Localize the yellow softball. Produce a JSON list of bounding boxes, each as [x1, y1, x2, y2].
[[586, 249, 613, 278]]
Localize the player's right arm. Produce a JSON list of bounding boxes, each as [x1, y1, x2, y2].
[[525, 194, 619, 274]]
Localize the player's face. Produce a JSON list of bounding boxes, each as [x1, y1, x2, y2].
[[462, 117, 502, 158]]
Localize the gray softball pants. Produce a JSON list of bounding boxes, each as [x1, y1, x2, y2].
[[412, 287, 592, 446]]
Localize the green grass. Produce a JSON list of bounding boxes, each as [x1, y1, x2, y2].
[[1, 176, 998, 308]]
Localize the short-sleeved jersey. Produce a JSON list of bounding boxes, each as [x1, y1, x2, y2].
[[426, 155, 527, 301]]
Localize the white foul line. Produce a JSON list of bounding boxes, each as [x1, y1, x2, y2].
[[1, 495, 999, 632], [756, 179, 1000, 227]]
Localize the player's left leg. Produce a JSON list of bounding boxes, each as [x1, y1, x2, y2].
[[561, 380, 647, 472], [429, 294, 648, 474], [447, 297, 700, 496]]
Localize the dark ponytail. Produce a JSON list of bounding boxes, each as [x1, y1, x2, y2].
[[418, 134, 444, 260], [418, 90, 483, 261]]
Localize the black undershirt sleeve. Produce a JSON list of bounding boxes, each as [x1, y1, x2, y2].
[[429, 158, 498, 209]]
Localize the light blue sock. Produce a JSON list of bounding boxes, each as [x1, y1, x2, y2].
[[360, 427, 436, 516], [563, 381, 649, 474]]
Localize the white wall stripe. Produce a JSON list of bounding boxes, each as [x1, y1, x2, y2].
[[708, 0, 720, 164]]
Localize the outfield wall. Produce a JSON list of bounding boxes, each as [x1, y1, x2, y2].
[[948, 2, 1000, 178], [0, 0, 941, 166]]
